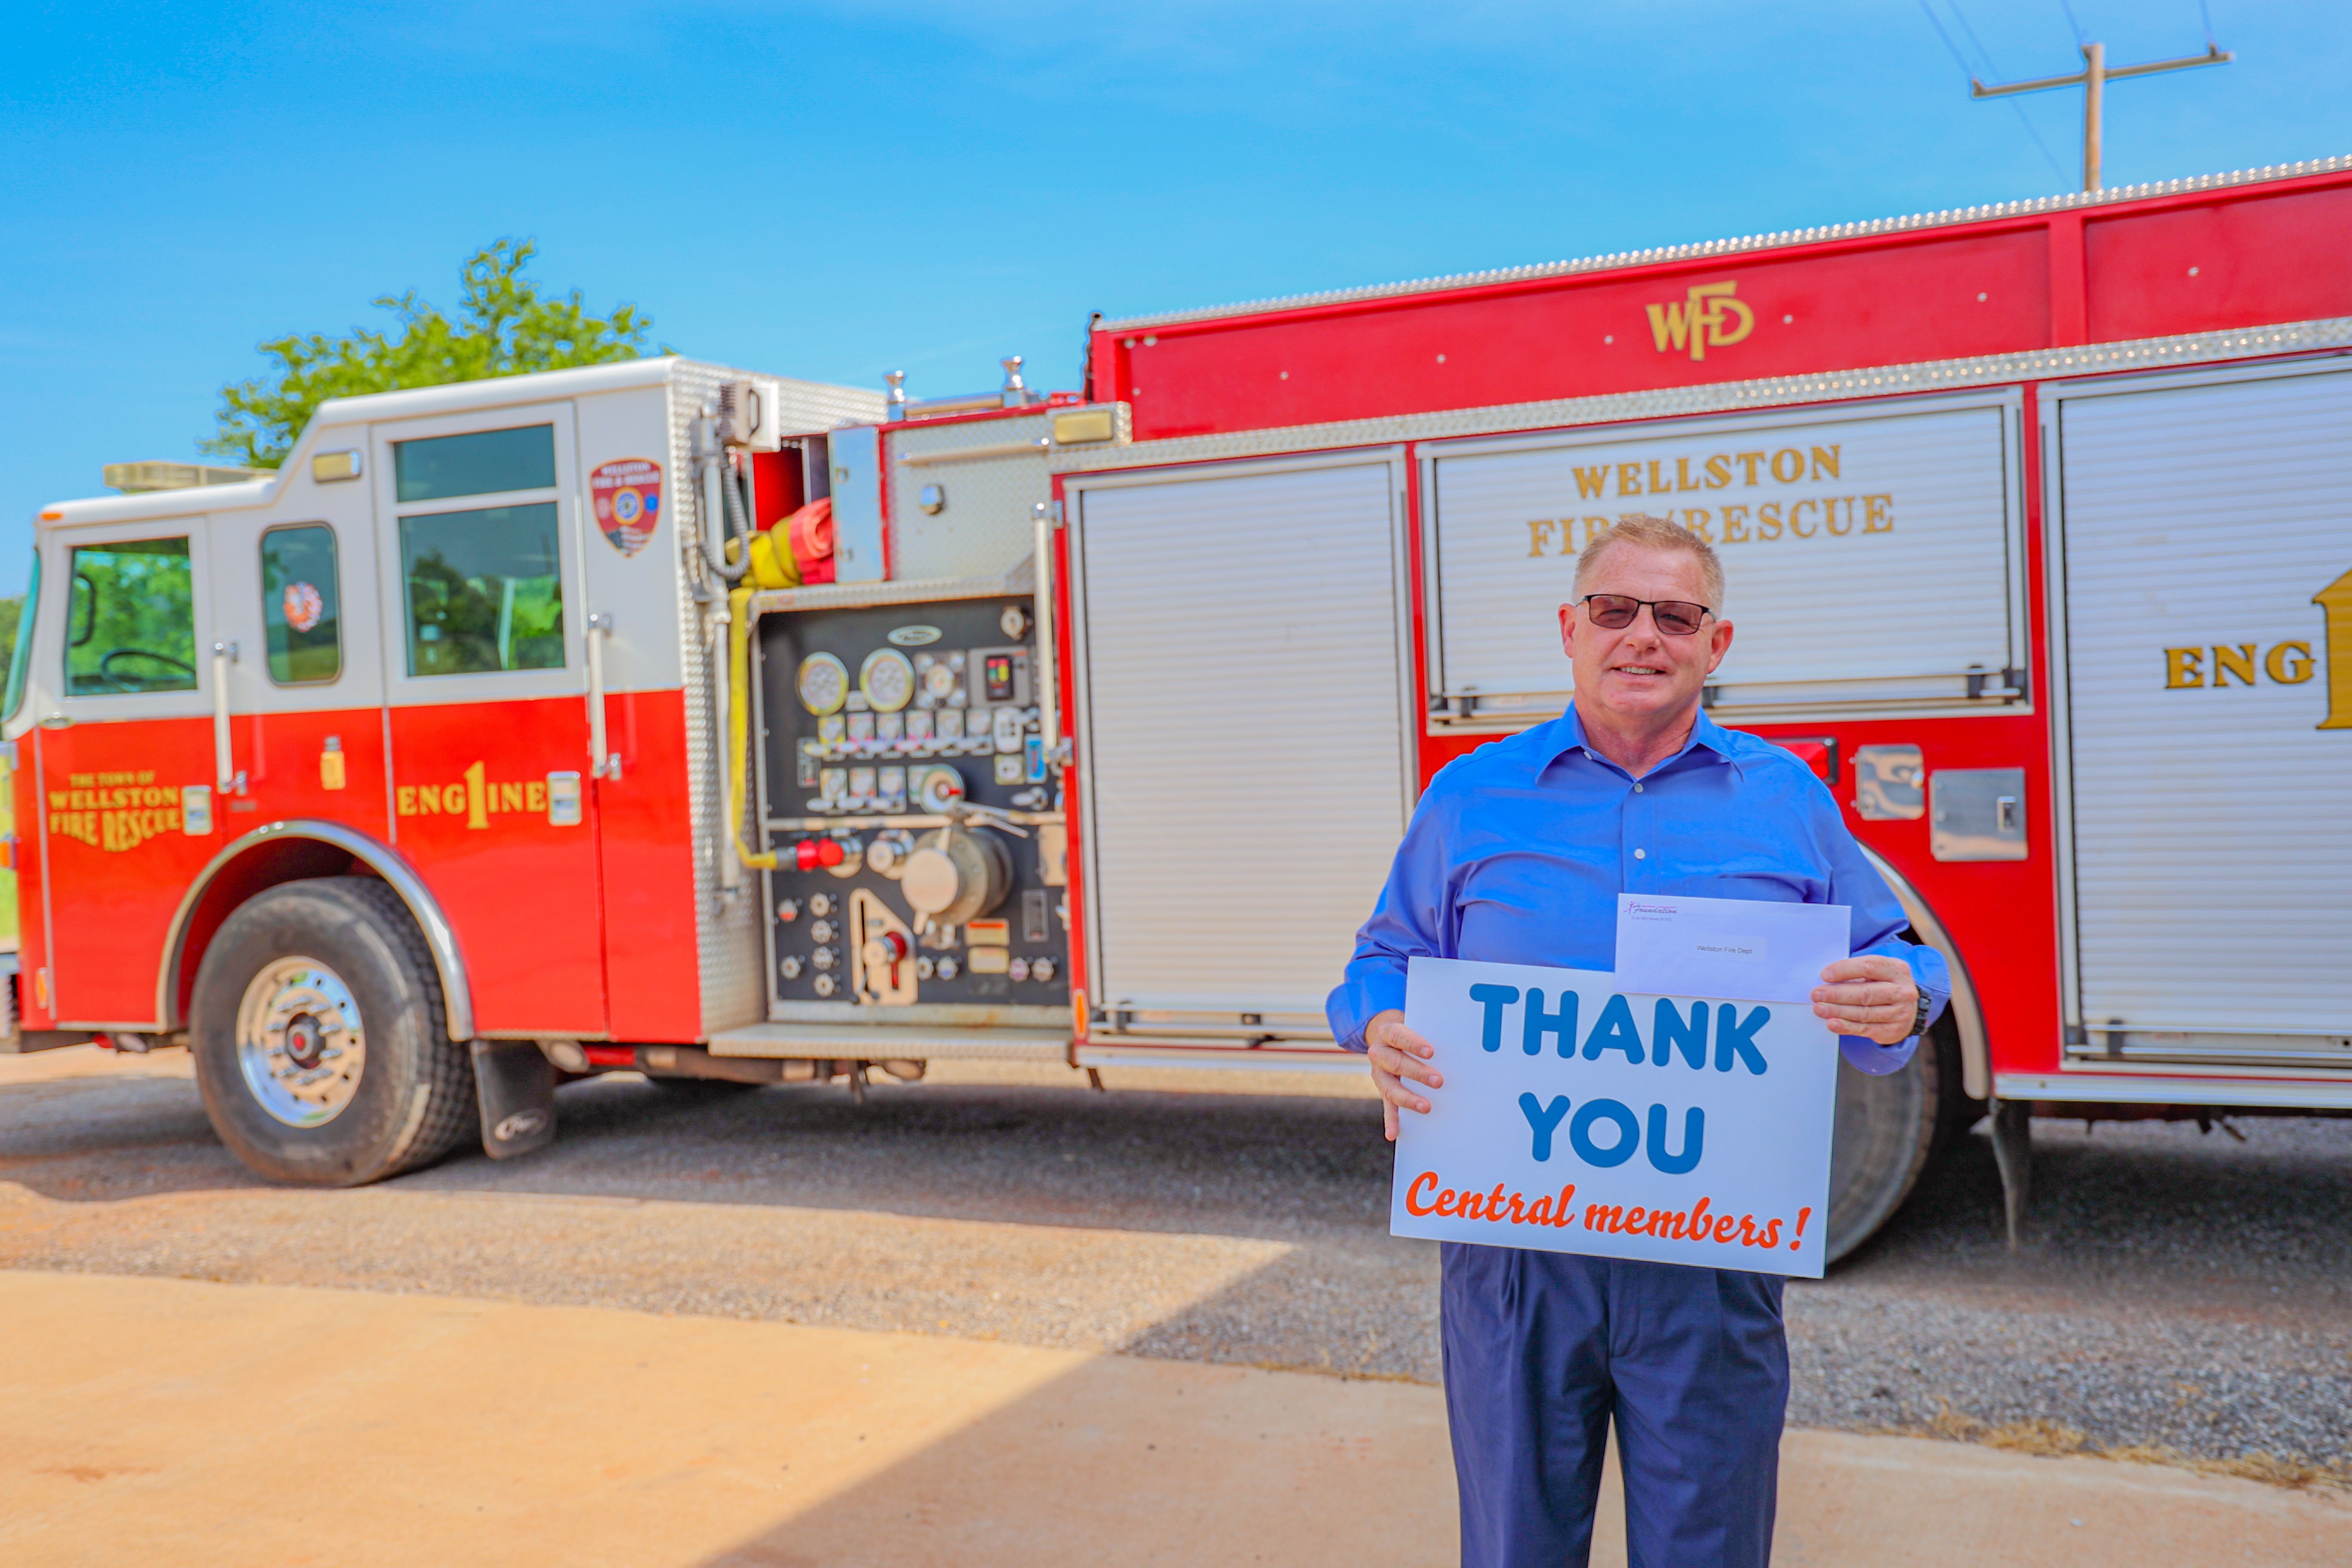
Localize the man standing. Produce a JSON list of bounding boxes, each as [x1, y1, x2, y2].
[[1328, 515, 1948, 1567]]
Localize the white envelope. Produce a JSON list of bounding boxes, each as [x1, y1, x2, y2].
[[1614, 892, 1850, 1005]]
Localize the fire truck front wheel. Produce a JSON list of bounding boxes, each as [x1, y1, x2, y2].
[[190, 877, 476, 1187], [1823, 1013, 1962, 1264]]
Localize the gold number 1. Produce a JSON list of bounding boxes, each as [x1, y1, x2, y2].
[[2316, 569, 2352, 730]]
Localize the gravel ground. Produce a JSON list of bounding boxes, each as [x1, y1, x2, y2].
[[2, 1047, 2346, 1467]]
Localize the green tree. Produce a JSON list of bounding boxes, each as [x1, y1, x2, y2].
[[204, 239, 661, 469]]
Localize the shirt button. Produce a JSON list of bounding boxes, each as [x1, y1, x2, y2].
[[1634, 848, 1647, 860], [1633, 783, 1644, 793]]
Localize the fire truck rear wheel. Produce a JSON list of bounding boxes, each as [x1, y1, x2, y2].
[[190, 877, 476, 1187], [1823, 1014, 1960, 1265]]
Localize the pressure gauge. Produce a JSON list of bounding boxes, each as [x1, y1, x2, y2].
[[920, 658, 960, 704], [1001, 604, 1029, 639], [798, 652, 849, 716], [861, 648, 916, 713]]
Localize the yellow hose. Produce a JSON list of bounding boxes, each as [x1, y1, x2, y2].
[[726, 585, 778, 871]]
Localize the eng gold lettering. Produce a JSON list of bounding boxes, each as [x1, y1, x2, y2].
[[2164, 648, 2204, 689], [2267, 641, 2315, 683], [2211, 644, 2258, 687]]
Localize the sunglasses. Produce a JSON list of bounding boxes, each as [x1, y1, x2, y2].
[[1577, 594, 1714, 636]]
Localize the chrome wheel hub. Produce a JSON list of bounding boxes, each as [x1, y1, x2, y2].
[[236, 959, 367, 1127]]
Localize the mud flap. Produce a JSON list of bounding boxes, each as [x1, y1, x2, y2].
[[470, 1039, 557, 1160]]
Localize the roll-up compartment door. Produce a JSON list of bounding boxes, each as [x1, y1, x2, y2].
[[2052, 362, 2352, 1066], [1068, 456, 1412, 1033], [1424, 399, 2024, 724]]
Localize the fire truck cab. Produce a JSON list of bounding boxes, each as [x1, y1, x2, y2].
[[14, 153, 2352, 1259]]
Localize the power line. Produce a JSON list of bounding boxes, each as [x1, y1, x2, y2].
[[2057, 0, 2088, 46], [2198, 0, 2220, 49], [1916, 0, 2070, 185], [1971, 32, 2233, 190]]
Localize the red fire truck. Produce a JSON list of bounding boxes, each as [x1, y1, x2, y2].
[[11, 154, 2351, 1259]]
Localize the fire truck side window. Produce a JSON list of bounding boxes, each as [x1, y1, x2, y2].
[[3, 548, 39, 722], [394, 425, 555, 503], [399, 504, 564, 676], [63, 537, 199, 696], [260, 524, 341, 685]]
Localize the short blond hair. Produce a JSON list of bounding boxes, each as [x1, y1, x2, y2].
[[1573, 513, 1725, 612]]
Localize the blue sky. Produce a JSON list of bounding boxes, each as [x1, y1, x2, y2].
[[6, 1, 2347, 594]]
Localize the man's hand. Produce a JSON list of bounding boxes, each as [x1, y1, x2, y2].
[[1812, 955, 1921, 1045], [1365, 1009, 1442, 1142]]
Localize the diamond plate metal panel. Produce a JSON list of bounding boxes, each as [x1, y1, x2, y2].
[[885, 412, 1054, 581], [1101, 156, 2352, 333], [771, 376, 889, 434], [1049, 317, 2352, 477]]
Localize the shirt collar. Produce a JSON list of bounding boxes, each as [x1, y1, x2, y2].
[[1540, 701, 1746, 781]]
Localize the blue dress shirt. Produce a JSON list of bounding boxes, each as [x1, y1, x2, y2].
[[1327, 705, 1949, 1074]]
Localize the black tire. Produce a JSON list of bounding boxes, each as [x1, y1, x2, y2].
[[190, 876, 476, 1186], [1822, 1015, 1957, 1265]]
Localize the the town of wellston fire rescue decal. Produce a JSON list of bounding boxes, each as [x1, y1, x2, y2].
[[1391, 958, 1840, 1279]]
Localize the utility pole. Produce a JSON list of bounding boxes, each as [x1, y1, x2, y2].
[[1971, 41, 2231, 191]]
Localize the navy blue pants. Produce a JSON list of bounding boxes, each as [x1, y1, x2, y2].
[[1441, 1244, 1788, 1568]]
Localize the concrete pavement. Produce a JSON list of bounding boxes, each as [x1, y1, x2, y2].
[[2, 1270, 2345, 1567]]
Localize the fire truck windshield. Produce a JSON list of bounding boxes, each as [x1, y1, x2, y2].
[[64, 537, 198, 696]]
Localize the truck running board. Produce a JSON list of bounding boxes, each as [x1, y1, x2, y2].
[[706, 1023, 1069, 1062]]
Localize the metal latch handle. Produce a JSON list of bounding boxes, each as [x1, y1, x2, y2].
[[211, 641, 245, 795], [585, 613, 620, 780]]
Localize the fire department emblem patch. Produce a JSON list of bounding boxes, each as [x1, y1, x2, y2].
[[590, 458, 663, 557], [282, 581, 324, 633]]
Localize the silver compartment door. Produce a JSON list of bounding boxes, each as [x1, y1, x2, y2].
[[1068, 454, 1413, 1031], [1424, 398, 2023, 721], [2053, 362, 2352, 1064]]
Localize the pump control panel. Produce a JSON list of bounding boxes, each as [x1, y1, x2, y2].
[[756, 596, 1067, 1017]]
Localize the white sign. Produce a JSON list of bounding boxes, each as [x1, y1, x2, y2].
[[1391, 957, 1839, 1278], [1614, 892, 1849, 1005]]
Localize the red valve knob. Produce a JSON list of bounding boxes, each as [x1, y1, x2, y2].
[[875, 931, 910, 964], [793, 837, 848, 871]]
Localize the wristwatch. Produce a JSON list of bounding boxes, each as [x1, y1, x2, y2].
[[1908, 989, 1934, 1040]]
